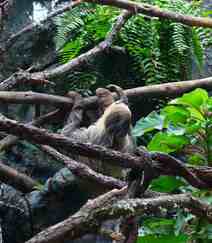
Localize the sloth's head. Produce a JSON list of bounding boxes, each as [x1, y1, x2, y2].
[[97, 101, 132, 139]]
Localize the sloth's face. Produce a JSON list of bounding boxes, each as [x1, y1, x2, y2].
[[104, 104, 131, 138]]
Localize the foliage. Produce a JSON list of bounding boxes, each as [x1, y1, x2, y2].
[[132, 89, 212, 242], [133, 88, 212, 165], [54, 0, 211, 89]]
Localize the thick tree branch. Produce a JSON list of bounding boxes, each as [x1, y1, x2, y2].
[[0, 70, 55, 91], [0, 10, 131, 90], [0, 115, 211, 189], [0, 77, 212, 107], [0, 161, 38, 192], [25, 189, 212, 243], [0, 108, 65, 151], [86, 0, 212, 28], [40, 144, 125, 190], [0, 91, 73, 107], [32, 10, 131, 80], [0, 115, 143, 169]]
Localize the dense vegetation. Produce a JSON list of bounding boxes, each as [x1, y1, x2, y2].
[[0, 0, 212, 242], [55, 0, 211, 91], [53, 1, 212, 242]]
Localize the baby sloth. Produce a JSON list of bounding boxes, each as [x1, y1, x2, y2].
[[61, 85, 135, 178]]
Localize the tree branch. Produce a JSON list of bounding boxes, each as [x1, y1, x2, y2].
[[32, 10, 131, 80], [40, 144, 126, 190], [0, 70, 55, 91], [0, 10, 131, 90], [0, 108, 65, 151], [86, 0, 212, 28], [0, 115, 211, 189], [25, 190, 212, 243], [0, 77, 212, 107], [0, 161, 38, 192]]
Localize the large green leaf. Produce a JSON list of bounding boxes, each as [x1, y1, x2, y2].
[[132, 111, 165, 137], [162, 105, 190, 125], [150, 176, 185, 193], [137, 234, 188, 243], [147, 132, 189, 153], [170, 88, 208, 113]]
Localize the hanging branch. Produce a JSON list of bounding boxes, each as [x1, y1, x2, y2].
[[25, 189, 212, 243]]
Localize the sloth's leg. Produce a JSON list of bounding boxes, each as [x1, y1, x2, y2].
[[61, 92, 84, 136]]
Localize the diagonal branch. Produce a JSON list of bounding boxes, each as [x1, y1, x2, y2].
[[86, 0, 212, 28], [32, 10, 132, 80], [0, 108, 65, 151], [0, 10, 131, 89], [0, 115, 211, 189], [25, 189, 212, 243], [0, 70, 55, 91], [40, 144, 125, 190], [0, 160, 38, 192]]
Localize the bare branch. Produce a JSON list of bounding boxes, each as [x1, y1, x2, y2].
[[0, 161, 38, 192], [0, 108, 65, 151], [86, 0, 212, 28], [0, 91, 73, 107], [40, 144, 126, 190], [32, 10, 131, 80], [25, 190, 212, 243], [0, 70, 55, 91], [0, 115, 211, 189], [0, 77, 212, 107]]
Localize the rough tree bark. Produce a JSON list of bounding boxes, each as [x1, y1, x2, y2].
[[86, 0, 212, 27], [25, 189, 212, 243], [0, 77, 212, 108], [0, 115, 211, 189], [0, 161, 37, 192]]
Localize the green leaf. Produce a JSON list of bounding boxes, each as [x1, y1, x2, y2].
[[162, 105, 190, 125], [184, 119, 201, 134], [175, 211, 194, 235], [188, 153, 206, 166], [167, 124, 185, 136], [132, 111, 165, 137], [137, 234, 188, 243], [187, 107, 205, 121], [147, 132, 188, 153], [202, 10, 212, 17], [150, 176, 185, 193], [170, 88, 208, 113]]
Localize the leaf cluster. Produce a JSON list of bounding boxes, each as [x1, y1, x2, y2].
[[133, 88, 212, 165], [54, 0, 211, 88]]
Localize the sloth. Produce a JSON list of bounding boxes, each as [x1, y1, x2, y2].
[[61, 85, 135, 179]]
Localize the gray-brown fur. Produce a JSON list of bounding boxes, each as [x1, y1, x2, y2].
[[61, 85, 135, 179]]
